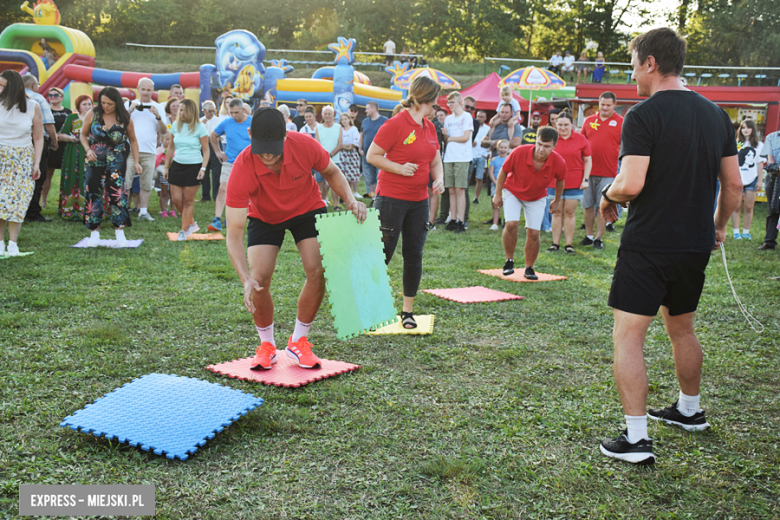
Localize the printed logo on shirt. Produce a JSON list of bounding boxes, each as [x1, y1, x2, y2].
[[589, 121, 600, 130], [609, 120, 617, 127], [403, 130, 417, 145], [292, 172, 304, 181]]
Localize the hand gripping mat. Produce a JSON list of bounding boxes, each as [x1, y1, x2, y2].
[[423, 286, 524, 304], [478, 269, 567, 283], [206, 351, 360, 388], [60, 373, 263, 461], [315, 209, 397, 339], [71, 238, 144, 249], [0, 252, 34, 259], [166, 232, 225, 241], [366, 315, 435, 335]]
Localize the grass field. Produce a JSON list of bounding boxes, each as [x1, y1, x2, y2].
[[1, 175, 779, 519]]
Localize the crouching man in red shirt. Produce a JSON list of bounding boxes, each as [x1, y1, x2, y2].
[[225, 107, 367, 370], [492, 127, 566, 280]]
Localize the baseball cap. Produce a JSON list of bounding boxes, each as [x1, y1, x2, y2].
[[251, 107, 287, 155], [532, 111, 541, 116]]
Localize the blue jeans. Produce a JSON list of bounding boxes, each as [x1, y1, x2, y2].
[[362, 155, 378, 190], [541, 197, 552, 231]]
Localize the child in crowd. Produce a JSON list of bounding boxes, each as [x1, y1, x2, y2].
[[495, 86, 522, 118], [487, 140, 510, 230], [155, 132, 176, 218]]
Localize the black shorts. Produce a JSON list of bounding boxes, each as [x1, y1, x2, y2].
[[168, 161, 201, 187], [608, 248, 711, 316], [247, 207, 326, 248]]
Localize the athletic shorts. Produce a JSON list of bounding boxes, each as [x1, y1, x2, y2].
[[581, 175, 614, 209], [502, 190, 546, 230], [547, 187, 584, 201], [608, 248, 711, 316], [443, 162, 470, 188], [126, 152, 157, 192], [247, 207, 326, 248], [220, 162, 233, 184]]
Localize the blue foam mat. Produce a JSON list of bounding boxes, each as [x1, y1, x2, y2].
[[60, 373, 263, 461]]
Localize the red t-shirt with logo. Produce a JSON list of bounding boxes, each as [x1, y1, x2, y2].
[[548, 132, 592, 189], [372, 110, 440, 202], [581, 112, 623, 178], [226, 132, 329, 224], [502, 144, 566, 201]]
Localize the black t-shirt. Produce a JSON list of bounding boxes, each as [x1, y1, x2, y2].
[[521, 127, 537, 145], [292, 114, 305, 131], [51, 107, 72, 132], [619, 90, 737, 253]]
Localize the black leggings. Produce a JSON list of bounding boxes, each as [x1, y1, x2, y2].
[[374, 196, 428, 298]]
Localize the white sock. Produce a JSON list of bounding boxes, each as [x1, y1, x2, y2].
[[256, 324, 275, 346], [586, 234, 593, 240], [8, 240, 17, 248], [743, 228, 749, 234], [91, 230, 100, 240], [291, 319, 313, 342], [139, 207, 148, 216], [733, 228, 739, 234], [625, 414, 649, 443], [115, 229, 126, 242], [677, 391, 700, 417]]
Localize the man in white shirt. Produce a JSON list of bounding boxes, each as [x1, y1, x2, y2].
[[561, 51, 576, 82], [383, 38, 396, 65], [126, 77, 167, 221], [472, 110, 491, 204], [549, 51, 563, 75], [442, 92, 473, 233]]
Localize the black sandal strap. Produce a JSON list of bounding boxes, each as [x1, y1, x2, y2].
[[547, 243, 559, 251], [400, 311, 418, 329]]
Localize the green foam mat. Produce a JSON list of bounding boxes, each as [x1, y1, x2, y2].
[[315, 209, 397, 339], [0, 251, 33, 260]]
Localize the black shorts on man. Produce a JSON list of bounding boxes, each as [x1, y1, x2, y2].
[[247, 208, 326, 248]]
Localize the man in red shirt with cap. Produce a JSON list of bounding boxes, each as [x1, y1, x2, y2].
[[225, 107, 367, 370]]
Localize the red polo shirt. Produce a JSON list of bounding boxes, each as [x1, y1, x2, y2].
[[226, 132, 329, 224], [373, 110, 440, 202], [548, 132, 592, 189], [501, 144, 566, 201], [581, 112, 623, 178]]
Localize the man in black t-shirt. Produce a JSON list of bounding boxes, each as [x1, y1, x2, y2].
[[597, 28, 742, 465]]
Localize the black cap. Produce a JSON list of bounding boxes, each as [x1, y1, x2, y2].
[[251, 107, 287, 155]]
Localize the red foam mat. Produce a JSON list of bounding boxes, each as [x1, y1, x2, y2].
[[206, 351, 360, 388], [422, 286, 524, 304], [478, 269, 568, 283]]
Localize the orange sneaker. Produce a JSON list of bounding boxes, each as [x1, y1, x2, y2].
[[285, 336, 321, 368], [249, 342, 277, 370]]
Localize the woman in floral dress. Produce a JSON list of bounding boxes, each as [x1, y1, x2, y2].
[[78, 87, 142, 247]]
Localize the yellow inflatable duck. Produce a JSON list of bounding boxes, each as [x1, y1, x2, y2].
[[21, 0, 61, 26]]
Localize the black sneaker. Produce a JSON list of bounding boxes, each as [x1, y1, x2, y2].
[[502, 259, 514, 276], [445, 220, 457, 231], [580, 237, 593, 246], [579, 223, 586, 230], [648, 400, 711, 432], [425, 221, 436, 231], [434, 217, 447, 225], [593, 238, 603, 250], [524, 267, 538, 280], [455, 221, 466, 233], [600, 430, 655, 465], [606, 222, 616, 232], [473, 198, 479, 204], [463, 221, 468, 230], [483, 217, 494, 225]]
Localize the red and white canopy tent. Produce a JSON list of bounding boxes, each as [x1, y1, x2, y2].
[[436, 72, 530, 115]]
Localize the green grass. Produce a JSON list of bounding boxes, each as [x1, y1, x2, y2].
[[1, 173, 779, 519]]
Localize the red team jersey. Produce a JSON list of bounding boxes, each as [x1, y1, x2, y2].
[[501, 144, 567, 201], [548, 132, 592, 189], [581, 112, 623, 178]]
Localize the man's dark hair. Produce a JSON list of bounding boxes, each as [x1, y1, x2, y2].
[[538, 126, 559, 145], [349, 103, 358, 111], [628, 27, 686, 77], [228, 98, 244, 109], [599, 91, 617, 103]]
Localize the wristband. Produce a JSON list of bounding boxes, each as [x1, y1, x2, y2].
[[601, 183, 617, 204], [156, 117, 161, 121], [199, 167, 206, 171]]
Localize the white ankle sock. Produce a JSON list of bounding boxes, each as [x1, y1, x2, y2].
[[291, 319, 312, 342], [586, 234, 594, 240], [677, 391, 700, 417], [256, 324, 275, 346], [139, 207, 148, 216], [625, 414, 649, 443], [88, 230, 100, 246], [115, 229, 126, 241], [733, 228, 739, 234]]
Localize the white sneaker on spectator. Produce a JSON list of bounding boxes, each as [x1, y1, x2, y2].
[[490, 224, 500, 231], [353, 191, 363, 198], [7, 241, 20, 256], [0, 241, 5, 256]]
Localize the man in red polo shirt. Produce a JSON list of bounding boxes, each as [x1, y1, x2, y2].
[[581, 91, 623, 249], [492, 127, 566, 280], [225, 107, 367, 370]]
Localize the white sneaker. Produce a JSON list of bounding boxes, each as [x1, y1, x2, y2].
[[353, 191, 363, 198], [444, 216, 452, 224], [7, 241, 20, 256], [138, 212, 155, 222], [185, 222, 200, 237], [490, 224, 499, 231], [177, 230, 187, 241], [0, 241, 5, 256]]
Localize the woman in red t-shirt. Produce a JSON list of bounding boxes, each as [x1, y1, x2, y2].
[[547, 112, 592, 253], [367, 76, 445, 329]]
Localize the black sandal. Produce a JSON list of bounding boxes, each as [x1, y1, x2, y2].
[[547, 243, 559, 252], [564, 245, 575, 254], [401, 311, 418, 329]]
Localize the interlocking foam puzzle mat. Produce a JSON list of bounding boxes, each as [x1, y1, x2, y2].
[[166, 232, 225, 241], [71, 238, 144, 249], [366, 315, 435, 335], [206, 351, 360, 388], [423, 286, 524, 304], [478, 269, 568, 283], [60, 373, 263, 461], [315, 209, 397, 339], [0, 252, 33, 259]]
